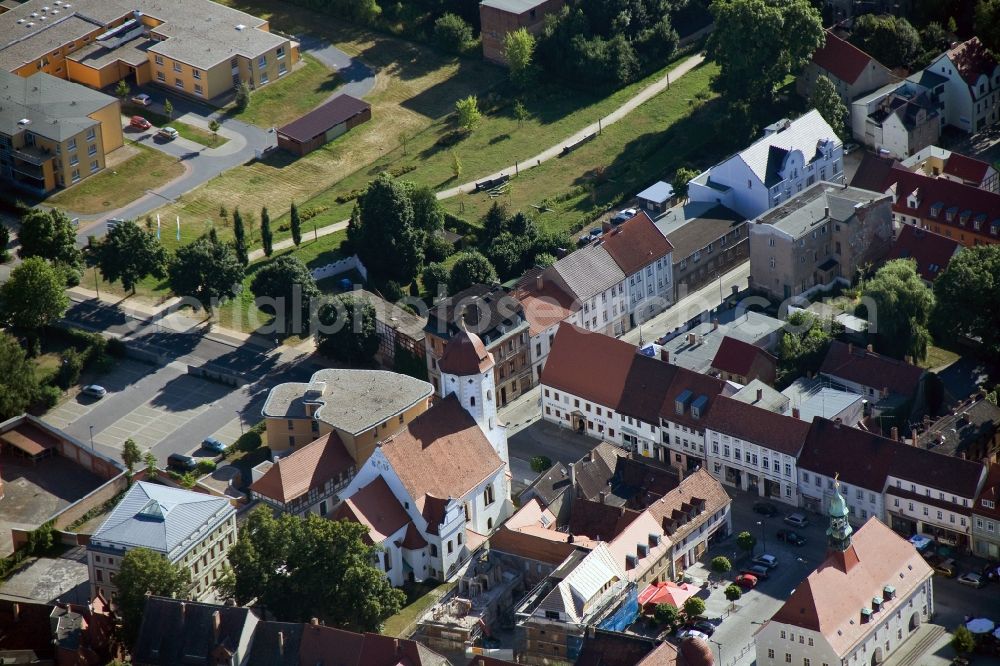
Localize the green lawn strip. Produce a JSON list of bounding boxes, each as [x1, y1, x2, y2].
[[224, 54, 341, 128], [919, 344, 961, 371], [170, 121, 228, 148], [381, 580, 456, 638]]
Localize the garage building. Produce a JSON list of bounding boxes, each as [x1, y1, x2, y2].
[[277, 94, 371, 156]]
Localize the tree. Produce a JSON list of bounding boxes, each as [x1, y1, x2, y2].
[[316, 295, 379, 365], [736, 530, 756, 555], [122, 438, 142, 477], [232, 208, 249, 266], [234, 82, 251, 112], [250, 255, 320, 335], [18, 208, 83, 271], [513, 99, 529, 128], [933, 245, 1000, 363], [289, 202, 303, 247], [260, 207, 273, 257], [451, 151, 463, 180], [653, 603, 679, 627], [115, 79, 130, 101], [672, 167, 699, 202], [144, 451, 157, 476], [849, 14, 922, 69], [683, 596, 706, 619], [449, 251, 497, 293], [711, 556, 732, 577], [530, 455, 552, 473], [0, 224, 9, 262], [168, 236, 245, 310], [422, 262, 450, 299], [116, 547, 190, 645], [777, 311, 840, 386], [952, 625, 976, 655], [163, 99, 173, 121], [708, 0, 823, 108], [95, 220, 168, 293], [406, 183, 444, 234], [224, 507, 405, 629], [978, 0, 1000, 55], [424, 233, 455, 264], [0, 333, 39, 419], [0, 258, 69, 351], [455, 95, 482, 133], [208, 119, 221, 144], [724, 584, 743, 602], [482, 201, 510, 241], [810, 74, 848, 139], [535, 252, 556, 268], [347, 173, 424, 285], [433, 13, 473, 54], [862, 259, 934, 361], [505, 28, 537, 88]]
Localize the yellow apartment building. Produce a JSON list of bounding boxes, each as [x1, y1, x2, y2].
[[0, 0, 299, 104], [0, 69, 122, 193]]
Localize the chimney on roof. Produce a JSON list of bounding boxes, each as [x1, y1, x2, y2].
[[394, 638, 401, 656], [179, 602, 185, 620], [660, 348, 669, 363], [890, 427, 899, 441], [536, 273, 543, 291], [756, 388, 763, 402], [792, 407, 801, 419], [599, 491, 607, 504], [824, 206, 829, 217], [569, 462, 576, 491]]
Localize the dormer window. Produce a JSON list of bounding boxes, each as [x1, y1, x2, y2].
[[975, 213, 986, 231], [945, 206, 958, 222], [959, 210, 971, 226], [929, 202, 943, 218]]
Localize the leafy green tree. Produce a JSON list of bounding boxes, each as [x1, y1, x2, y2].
[[736, 530, 756, 555], [862, 258, 934, 361], [708, 0, 823, 108], [260, 207, 273, 257], [505, 28, 537, 88], [232, 208, 249, 266], [250, 255, 320, 335], [451, 151, 462, 180], [234, 82, 251, 112], [208, 119, 221, 144], [405, 183, 444, 234], [0, 258, 69, 352], [485, 231, 529, 280], [933, 245, 1000, 362], [115, 79, 130, 101], [95, 220, 168, 293], [424, 233, 455, 264], [0, 224, 9, 262], [290, 202, 302, 247], [810, 74, 848, 139], [168, 236, 245, 310], [347, 173, 424, 285], [122, 438, 142, 476], [0, 333, 39, 419], [777, 311, 840, 385], [513, 99, 529, 128], [724, 584, 743, 602], [433, 13, 473, 53], [224, 506, 405, 629], [455, 95, 482, 133], [422, 262, 450, 299], [653, 603, 679, 627], [711, 556, 732, 576], [116, 547, 190, 645], [535, 253, 556, 268], [683, 596, 706, 619], [952, 625, 976, 655], [449, 251, 497, 293], [672, 167, 699, 201], [482, 201, 510, 241], [977, 0, 1000, 55], [316, 295, 379, 365], [18, 208, 83, 271], [849, 14, 922, 69], [163, 99, 173, 121], [530, 455, 552, 473], [143, 451, 157, 476]]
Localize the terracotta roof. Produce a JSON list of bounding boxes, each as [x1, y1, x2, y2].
[[645, 469, 731, 542], [333, 476, 411, 543], [513, 270, 577, 337], [249, 432, 355, 504], [576, 630, 667, 666], [639, 642, 682, 665], [820, 340, 925, 397], [799, 418, 985, 497], [400, 522, 428, 549], [769, 518, 932, 656], [887, 224, 960, 281], [975, 463, 1000, 521], [812, 30, 876, 84], [706, 396, 810, 456], [599, 211, 674, 275], [943, 152, 992, 184], [849, 153, 897, 192], [488, 526, 583, 565], [380, 394, 505, 519], [569, 498, 642, 541], [710, 336, 777, 379], [946, 38, 999, 90], [542, 323, 639, 408], [677, 637, 715, 666], [885, 163, 1000, 240], [439, 328, 494, 375], [248, 622, 449, 666]]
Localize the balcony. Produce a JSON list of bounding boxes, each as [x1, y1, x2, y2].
[[13, 145, 54, 166], [11, 161, 45, 180]]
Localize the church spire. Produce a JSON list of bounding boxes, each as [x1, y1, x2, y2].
[[826, 473, 853, 552]]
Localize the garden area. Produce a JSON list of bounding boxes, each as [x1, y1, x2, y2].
[[225, 54, 341, 128]]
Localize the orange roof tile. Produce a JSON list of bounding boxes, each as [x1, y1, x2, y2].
[[600, 211, 674, 275], [249, 432, 355, 504], [811, 31, 876, 84], [439, 329, 494, 375], [333, 476, 410, 543], [514, 270, 577, 337]]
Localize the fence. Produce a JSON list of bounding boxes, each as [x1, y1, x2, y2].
[[311, 254, 368, 282]]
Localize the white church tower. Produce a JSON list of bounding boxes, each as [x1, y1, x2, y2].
[[437, 328, 509, 466]]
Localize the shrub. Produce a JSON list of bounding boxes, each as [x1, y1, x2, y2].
[[530, 456, 552, 473], [38, 385, 62, 409], [196, 460, 217, 474], [724, 584, 743, 602], [683, 596, 706, 619], [106, 338, 127, 358], [234, 82, 251, 112], [653, 603, 679, 627], [56, 348, 84, 389], [433, 13, 473, 54]]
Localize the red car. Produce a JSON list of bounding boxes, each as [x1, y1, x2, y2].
[[735, 574, 758, 590], [130, 115, 151, 130]]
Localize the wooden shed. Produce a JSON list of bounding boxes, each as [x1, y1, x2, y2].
[[276, 94, 371, 156]]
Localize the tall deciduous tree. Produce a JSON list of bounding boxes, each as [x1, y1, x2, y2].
[[260, 206, 273, 257], [316, 294, 380, 365], [849, 14, 922, 70], [406, 183, 444, 234], [163, 99, 173, 121], [347, 173, 424, 285], [290, 202, 302, 247], [862, 258, 934, 361], [736, 530, 756, 555], [115, 548, 190, 646], [232, 208, 249, 266], [121, 438, 142, 477], [422, 262, 450, 300], [708, 0, 823, 108], [0, 258, 69, 351], [810, 74, 848, 139], [455, 95, 482, 133], [933, 245, 1000, 362], [0, 332, 39, 419], [250, 255, 319, 335], [505, 28, 537, 88], [977, 0, 1000, 56], [18, 208, 83, 271], [95, 220, 168, 293], [223, 507, 404, 629], [672, 167, 699, 201], [449, 251, 497, 293], [167, 236, 245, 310]]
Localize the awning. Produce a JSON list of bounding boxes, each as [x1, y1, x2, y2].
[[966, 618, 994, 634], [638, 581, 699, 609]]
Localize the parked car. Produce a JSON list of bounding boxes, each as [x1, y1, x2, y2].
[[167, 453, 197, 471], [129, 115, 151, 130], [981, 563, 1000, 582], [843, 141, 860, 155], [741, 564, 770, 580], [784, 513, 809, 527], [957, 572, 985, 588], [753, 502, 779, 517], [752, 554, 778, 569], [131, 93, 152, 106], [201, 437, 225, 454], [776, 529, 807, 546], [735, 573, 758, 590], [683, 621, 716, 637], [80, 384, 107, 398], [932, 558, 957, 577], [589, 227, 603, 239], [611, 208, 638, 225], [676, 629, 709, 641], [157, 126, 179, 141]]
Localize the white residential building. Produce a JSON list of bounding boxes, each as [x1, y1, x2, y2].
[[926, 37, 1000, 134], [688, 110, 844, 219]]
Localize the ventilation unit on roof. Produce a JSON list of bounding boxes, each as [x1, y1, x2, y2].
[[18, 119, 30, 126], [51, 9, 58, 14], [16, 18, 24, 23], [39, 15, 46, 20], [235, 23, 246, 31], [54, 1, 62, 5], [41, 6, 49, 11], [25, 22, 33, 27]]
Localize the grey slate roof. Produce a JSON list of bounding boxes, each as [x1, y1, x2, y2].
[[90, 482, 234, 561], [480, 0, 551, 13], [133, 596, 257, 666], [738, 110, 840, 187], [0, 69, 112, 141], [551, 244, 625, 301], [757, 182, 890, 238], [661, 204, 745, 260]]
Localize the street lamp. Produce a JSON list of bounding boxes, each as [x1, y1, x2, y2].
[[709, 638, 723, 665], [88, 425, 95, 451], [235, 410, 244, 435], [757, 520, 767, 555]]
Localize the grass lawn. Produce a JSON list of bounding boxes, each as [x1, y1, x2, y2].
[[225, 54, 340, 128], [170, 121, 228, 148], [920, 344, 961, 371], [33, 352, 62, 385], [381, 580, 455, 638], [49, 142, 185, 215]]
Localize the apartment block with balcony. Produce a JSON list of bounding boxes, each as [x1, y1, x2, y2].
[[0, 69, 122, 194]]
